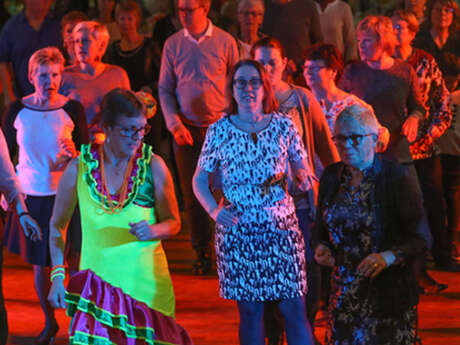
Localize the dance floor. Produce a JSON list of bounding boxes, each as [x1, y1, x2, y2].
[[4, 233, 460, 345]]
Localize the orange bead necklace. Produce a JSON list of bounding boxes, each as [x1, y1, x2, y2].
[[98, 144, 136, 214]]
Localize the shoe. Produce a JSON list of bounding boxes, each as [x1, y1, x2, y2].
[[419, 282, 448, 295], [266, 332, 284, 345], [192, 249, 212, 275], [34, 324, 59, 345]]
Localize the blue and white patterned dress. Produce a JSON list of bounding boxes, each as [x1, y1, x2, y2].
[[198, 112, 308, 301]]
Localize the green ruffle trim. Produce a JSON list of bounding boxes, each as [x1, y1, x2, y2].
[[80, 143, 152, 211], [69, 331, 176, 345], [66, 292, 159, 344]]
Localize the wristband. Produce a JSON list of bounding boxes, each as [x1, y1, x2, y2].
[[381, 251, 396, 266], [50, 265, 66, 283], [50, 272, 65, 282]]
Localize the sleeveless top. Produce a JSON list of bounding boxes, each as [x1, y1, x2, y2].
[[76, 143, 175, 317]]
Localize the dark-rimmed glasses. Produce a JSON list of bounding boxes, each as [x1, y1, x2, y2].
[[239, 10, 264, 17], [115, 124, 151, 140], [332, 133, 376, 147], [233, 78, 263, 89], [432, 5, 455, 14]]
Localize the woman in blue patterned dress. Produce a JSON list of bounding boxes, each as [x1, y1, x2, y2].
[[192, 60, 315, 345], [314, 104, 428, 345]]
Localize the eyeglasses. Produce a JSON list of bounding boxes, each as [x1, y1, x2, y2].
[[233, 78, 263, 89], [115, 124, 151, 140], [433, 6, 455, 14], [303, 64, 327, 73], [178, 6, 202, 14], [332, 133, 376, 146], [393, 23, 409, 32]]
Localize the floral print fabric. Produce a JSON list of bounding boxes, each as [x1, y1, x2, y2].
[[323, 167, 416, 345], [407, 48, 452, 160], [318, 94, 373, 135]]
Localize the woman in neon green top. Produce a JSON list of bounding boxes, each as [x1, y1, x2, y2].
[[48, 88, 193, 345]]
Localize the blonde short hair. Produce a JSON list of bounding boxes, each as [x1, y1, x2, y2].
[[28, 47, 65, 77], [357, 15, 397, 56], [73, 21, 110, 58]]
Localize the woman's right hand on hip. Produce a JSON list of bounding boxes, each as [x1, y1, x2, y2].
[[210, 199, 239, 226]]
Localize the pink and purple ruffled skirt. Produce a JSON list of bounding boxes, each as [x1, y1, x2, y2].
[[65, 270, 193, 345]]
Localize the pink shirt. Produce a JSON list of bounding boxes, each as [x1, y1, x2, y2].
[[61, 64, 130, 125], [159, 21, 239, 130]]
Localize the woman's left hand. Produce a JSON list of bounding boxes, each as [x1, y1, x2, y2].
[[129, 220, 156, 241], [19, 214, 42, 242], [357, 253, 387, 278], [295, 168, 312, 192], [401, 115, 420, 143], [376, 126, 390, 153]]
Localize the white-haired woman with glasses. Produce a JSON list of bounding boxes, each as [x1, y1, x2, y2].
[[48, 88, 192, 344], [313, 104, 428, 344], [193, 60, 315, 345], [234, 0, 266, 58]]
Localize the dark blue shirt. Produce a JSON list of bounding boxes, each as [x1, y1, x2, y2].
[[0, 11, 62, 97]]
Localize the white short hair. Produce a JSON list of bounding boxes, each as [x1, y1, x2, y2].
[[335, 104, 380, 135]]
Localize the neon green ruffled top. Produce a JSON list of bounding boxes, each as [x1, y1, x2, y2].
[[77, 143, 175, 317]]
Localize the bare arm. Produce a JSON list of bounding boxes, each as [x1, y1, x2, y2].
[[128, 154, 181, 241], [150, 154, 181, 238], [0, 129, 41, 240], [48, 157, 79, 309], [290, 156, 314, 192], [193, 166, 238, 226], [193, 166, 218, 215], [49, 158, 79, 268], [0, 62, 15, 105]]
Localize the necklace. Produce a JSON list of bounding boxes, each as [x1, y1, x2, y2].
[[98, 145, 135, 214]]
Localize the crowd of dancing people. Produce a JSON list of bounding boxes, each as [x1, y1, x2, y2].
[[0, 0, 459, 344]]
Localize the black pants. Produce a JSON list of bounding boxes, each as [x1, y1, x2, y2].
[[173, 124, 214, 253], [441, 154, 460, 242], [414, 156, 451, 265]]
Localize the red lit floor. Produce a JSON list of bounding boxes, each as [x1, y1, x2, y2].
[[4, 234, 460, 345]]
